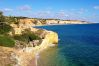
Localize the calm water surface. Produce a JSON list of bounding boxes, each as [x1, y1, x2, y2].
[[35, 24, 99, 66]]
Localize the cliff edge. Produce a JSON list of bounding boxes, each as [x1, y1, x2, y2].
[[12, 29, 58, 66], [6, 23, 58, 66]]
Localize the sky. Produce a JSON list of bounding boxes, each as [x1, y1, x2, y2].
[[0, 0, 99, 22]]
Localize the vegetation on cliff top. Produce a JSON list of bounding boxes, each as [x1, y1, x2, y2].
[[0, 23, 12, 34], [13, 29, 41, 43], [0, 11, 41, 47], [0, 11, 15, 47], [0, 11, 12, 34], [0, 35, 15, 47]]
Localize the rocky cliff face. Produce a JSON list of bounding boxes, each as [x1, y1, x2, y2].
[[19, 18, 90, 26], [7, 18, 89, 66], [8, 24, 58, 66], [10, 18, 90, 35], [12, 29, 58, 66], [0, 46, 16, 66], [59, 20, 89, 24], [1, 18, 91, 66], [37, 31, 58, 50]]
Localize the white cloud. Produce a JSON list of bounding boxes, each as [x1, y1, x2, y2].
[[33, 10, 68, 19], [19, 5, 32, 11], [31, 10, 82, 20], [78, 8, 87, 14], [94, 6, 99, 10], [3, 8, 13, 12], [34, 10, 53, 18], [55, 10, 68, 19]]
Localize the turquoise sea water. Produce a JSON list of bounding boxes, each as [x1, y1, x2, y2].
[[35, 24, 99, 66]]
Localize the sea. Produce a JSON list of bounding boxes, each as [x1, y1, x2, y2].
[[34, 23, 99, 66]]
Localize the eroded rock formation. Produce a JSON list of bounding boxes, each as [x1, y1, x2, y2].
[[7, 23, 58, 66], [19, 18, 90, 26], [1, 18, 90, 66]]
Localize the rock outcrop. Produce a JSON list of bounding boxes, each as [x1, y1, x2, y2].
[[8, 23, 59, 66], [11, 29, 58, 66], [36, 30, 58, 50], [5, 18, 90, 66], [9, 18, 90, 35], [18, 18, 90, 26], [0, 46, 16, 66]]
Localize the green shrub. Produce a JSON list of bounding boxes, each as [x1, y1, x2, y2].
[[0, 35, 15, 47], [0, 23, 12, 34], [28, 33, 41, 40], [13, 34, 28, 43], [7, 64, 12, 66], [0, 11, 5, 22], [13, 32, 41, 43]]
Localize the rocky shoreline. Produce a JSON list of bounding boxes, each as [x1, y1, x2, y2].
[[19, 18, 91, 27], [0, 18, 91, 66], [12, 29, 58, 66], [0, 24, 58, 66]]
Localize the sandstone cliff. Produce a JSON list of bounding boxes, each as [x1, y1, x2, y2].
[[11, 29, 58, 66], [4, 17, 90, 66], [7, 23, 58, 66], [0, 46, 15, 66], [18, 18, 90, 27]]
